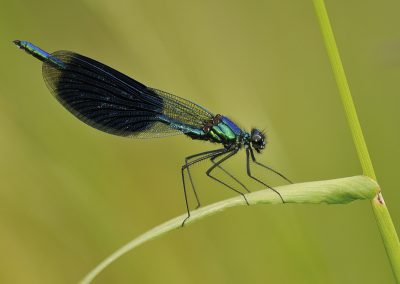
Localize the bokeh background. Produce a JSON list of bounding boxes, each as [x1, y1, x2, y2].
[[1, 0, 399, 283]]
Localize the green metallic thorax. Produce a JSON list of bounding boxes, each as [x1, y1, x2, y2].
[[207, 122, 238, 143], [184, 114, 244, 146]]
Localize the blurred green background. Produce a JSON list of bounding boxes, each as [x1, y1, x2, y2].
[[1, 0, 399, 283]]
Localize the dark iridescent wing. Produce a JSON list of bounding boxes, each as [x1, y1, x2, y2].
[[42, 51, 214, 138]]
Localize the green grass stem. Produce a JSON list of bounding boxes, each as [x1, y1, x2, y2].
[[312, 0, 400, 281], [80, 176, 378, 284]]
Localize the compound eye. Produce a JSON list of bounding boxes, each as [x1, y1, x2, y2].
[[253, 134, 261, 142]]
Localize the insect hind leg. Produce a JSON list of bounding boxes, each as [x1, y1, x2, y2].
[[181, 149, 225, 226], [183, 149, 224, 208]]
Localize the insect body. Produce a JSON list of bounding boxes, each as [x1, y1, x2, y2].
[[14, 40, 291, 226]]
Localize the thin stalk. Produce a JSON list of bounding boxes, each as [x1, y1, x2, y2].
[[80, 176, 378, 284], [312, 0, 400, 281]]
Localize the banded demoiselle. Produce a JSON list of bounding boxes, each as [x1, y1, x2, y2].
[[14, 40, 291, 225]]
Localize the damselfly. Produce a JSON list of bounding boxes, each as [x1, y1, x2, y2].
[[14, 40, 291, 225]]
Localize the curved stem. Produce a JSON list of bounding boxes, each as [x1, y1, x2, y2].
[[79, 176, 378, 284]]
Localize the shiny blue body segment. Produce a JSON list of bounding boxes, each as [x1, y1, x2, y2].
[[14, 40, 65, 69], [184, 127, 205, 137], [159, 115, 205, 137], [221, 116, 242, 135]]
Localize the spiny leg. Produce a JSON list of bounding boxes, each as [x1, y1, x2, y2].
[[206, 149, 250, 205], [180, 169, 191, 227], [246, 147, 285, 203], [210, 155, 250, 193], [184, 149, 226, 209], [248, 147, 293, 184], [181, 149, 227, 226], [181, 150, 225, 225]]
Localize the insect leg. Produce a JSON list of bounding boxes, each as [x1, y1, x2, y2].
[[181, 149, 227, 226], [246, 147, 285, 203], [248, 147, 292, 184], [206, 149, 250, 205], [184, 149, 226, 208], [210, 155, 250, 193]]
